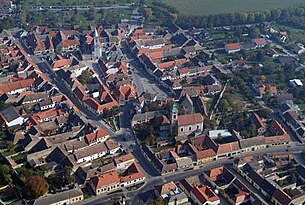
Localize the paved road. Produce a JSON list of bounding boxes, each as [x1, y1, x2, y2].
[[80, 144, 305, 205], [226, 165, 270, 205], [120, 45, 173, 98]]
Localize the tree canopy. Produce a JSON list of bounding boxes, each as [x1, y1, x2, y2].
[[25, 176, 49, 199]]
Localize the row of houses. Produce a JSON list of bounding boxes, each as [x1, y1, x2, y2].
[[234, 154, 305, 205], [141, 119, 290, 175], [225, 38, 267, 54]]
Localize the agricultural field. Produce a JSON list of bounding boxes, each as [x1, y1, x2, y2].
[[162, 0, 305, 15]]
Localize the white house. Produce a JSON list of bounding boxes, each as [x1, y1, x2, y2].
[[74, 143, 108, 164], [177, 113, 204, 136], [120, 163, 145, 188], [33, 187, 83, 205], [114, 153, 135, 170], [0, 106, 24, 128]]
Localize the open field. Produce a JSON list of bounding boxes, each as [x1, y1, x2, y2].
[[162, 0, 305, 15]]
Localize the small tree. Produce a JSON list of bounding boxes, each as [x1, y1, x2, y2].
[[25, 176, 49, 199], [0, 165, 12, 186], [78, 70, 93, 85]]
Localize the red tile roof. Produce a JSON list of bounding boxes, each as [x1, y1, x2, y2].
[[226, 43, 241, 50], [264, 134, 290, 145], [51, 59, 70, 69], [85, 129, 109, 144], [120, 162, 144, 183], [90, 170, 120, 189], [178, 113, 204, 127], [0, 79, 34, 94], [114, 153, 134, 165], [191, 186, 219, 204], [217, 141, 240, 155], [253, 38, 267, 46]]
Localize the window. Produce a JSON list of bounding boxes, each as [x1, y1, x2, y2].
[[197, 125, 199, 129], [189, 127, 192, 131], [181, 128, 183, 132]]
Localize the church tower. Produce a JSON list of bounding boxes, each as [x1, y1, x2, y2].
[[170, 102, 178, 136], [93, 29, 102, 60]]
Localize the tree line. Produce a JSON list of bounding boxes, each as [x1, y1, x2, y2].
[[174, 4, 305, 29]]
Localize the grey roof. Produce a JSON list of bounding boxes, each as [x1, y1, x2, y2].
[[176, 157, 193, 169], [0, 106, 20, 122], [132, 111, 161, 123], [33, 187, 83, 205]]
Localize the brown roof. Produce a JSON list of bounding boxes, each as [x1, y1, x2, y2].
[[264, 134, 290, 145], [205, 166, 224, 179], [226, 43, 241, 50], [0, 79, 34, 94], [251, 113, 265, 128], [178, 113, 204, 127], [90, 170, 120, 189], [85, 129, 109, 144], [74, 143, 107, 160], [104, 139, 120, 150], [51, 59, 70, 69], [120, 162, 144, 183], [253, 38, 267, 46], [114, 153, 134, 165], [217, 141, 240, 155], [157, 181, 177, 195], [191, 186, 219, 204], [196, 149, 216, 160]]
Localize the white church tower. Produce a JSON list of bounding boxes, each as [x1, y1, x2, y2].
[[93, 29, 102, 60]]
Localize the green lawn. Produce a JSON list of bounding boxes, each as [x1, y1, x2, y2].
[[162, 0, 305, 15]]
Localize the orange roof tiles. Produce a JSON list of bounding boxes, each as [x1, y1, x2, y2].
[[51, 59, 70, 69], [85, 129, 109, 144], [217, 141, 240, 155], [120, 163, 144, 183], [148, 51, 163, 60], [191, 186, 219, 204], [178, 113, 204, 127], [91, 170, 120, 189], [265, 134, 290, 144], [0, 79, 34, 94], [226, 43, 241, 50]]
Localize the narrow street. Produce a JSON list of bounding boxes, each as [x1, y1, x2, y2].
[[37, 61, 115, 135]]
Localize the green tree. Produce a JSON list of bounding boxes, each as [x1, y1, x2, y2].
[[256, 51, 265, 62], [0, 165, 12, 186], [78, 70, 93, 84]]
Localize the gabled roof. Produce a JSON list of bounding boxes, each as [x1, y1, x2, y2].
[[85, 129, 109, 144], [217, 141, 240, 155], [114, 153, 134, 165], [191, 186, 219, 204], [253, 38, 267, 46], [90, 170, 120, 189], [177, 113, 204, 127], [120, 162, 144, 183]]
